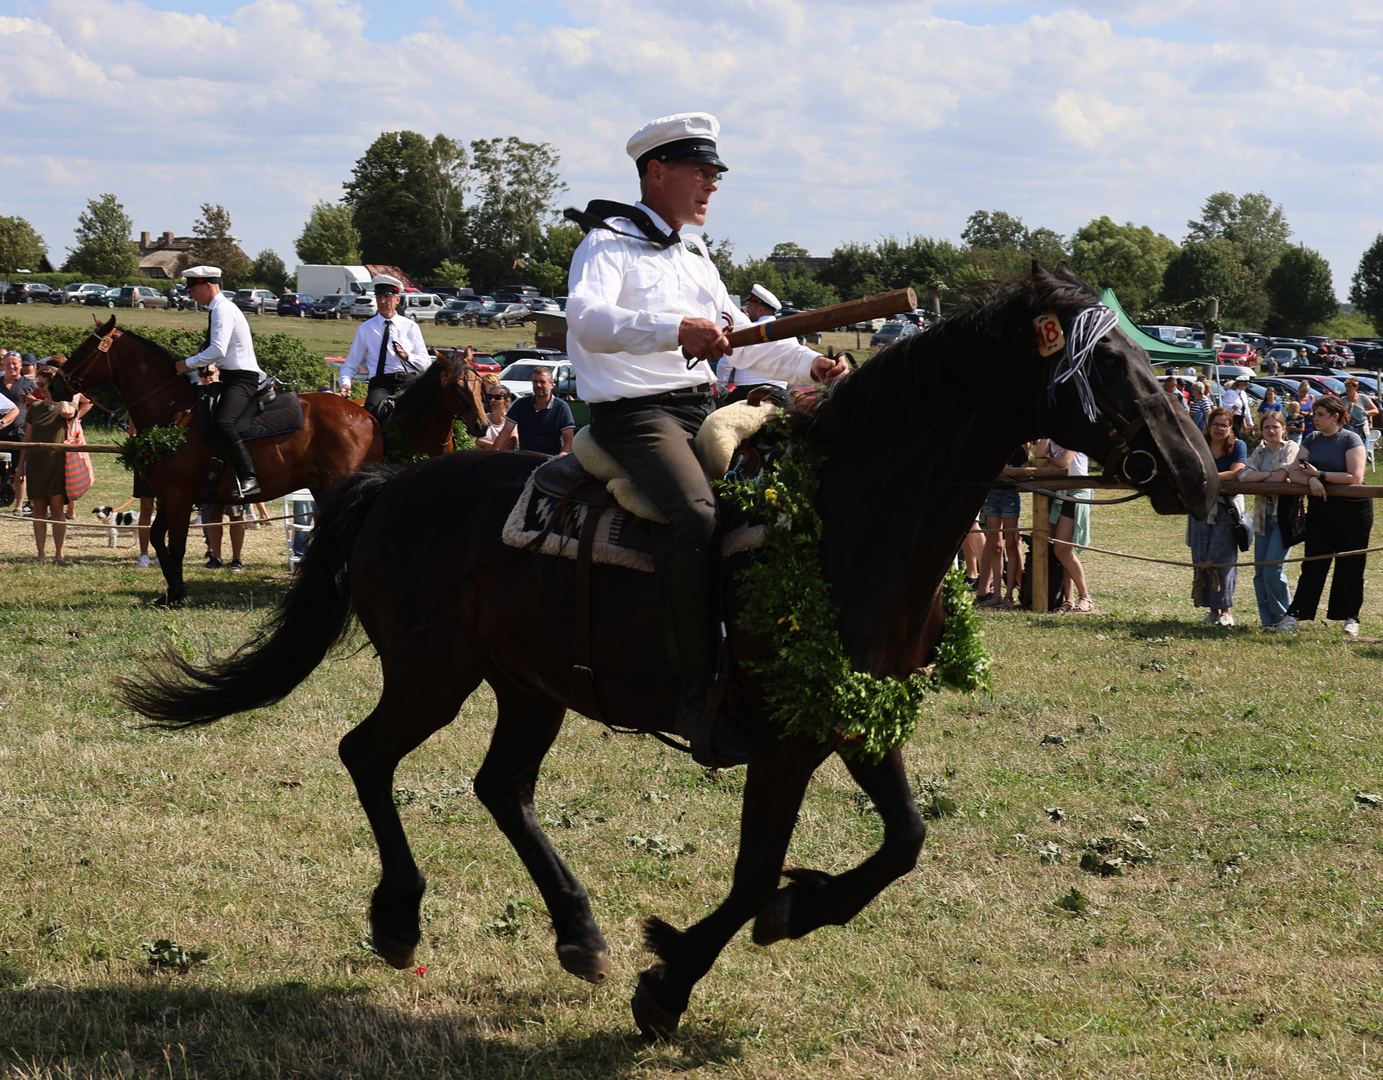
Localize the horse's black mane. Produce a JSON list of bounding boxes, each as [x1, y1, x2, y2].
[[809, 267, 1101, 487], [115, 328, 185, 368], [393, 354, 449, 420]]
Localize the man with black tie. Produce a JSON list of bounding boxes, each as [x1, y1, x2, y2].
[[344, 274, 432, 418]]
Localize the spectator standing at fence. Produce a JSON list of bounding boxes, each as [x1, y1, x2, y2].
[[1164, 376, 1189, 410], [1258, 386, 1282, 424], [1342, 377, 1377, 441], [1239, 411, 1299, 628], [1187, 407, 1247, 627], [1, 352, 35, 513], [1295, 382, 1316, 430], [476, 376, 516, 451], [23, 365, 77, 565], [1280, 396, 1370, 636], [1034, 437, 1094, 613], [496, 367, 574, 456], [978, 443, 1029, 609], [1189, 381, 1211, 430]]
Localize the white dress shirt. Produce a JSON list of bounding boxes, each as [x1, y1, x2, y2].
[[345, 313, 433, 378], [185, 291, 262, 374], [566, 202, 817, 403]]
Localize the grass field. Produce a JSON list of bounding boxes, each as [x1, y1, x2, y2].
[[1, 367, 1381, 1077]]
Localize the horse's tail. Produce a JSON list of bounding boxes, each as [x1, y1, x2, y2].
[[118, 464, 399, 728]]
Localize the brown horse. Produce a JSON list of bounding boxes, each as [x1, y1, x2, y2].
[[386, 348, 488, 458], [59, 317, 383, 603], [121, 266, 1218, 1037]]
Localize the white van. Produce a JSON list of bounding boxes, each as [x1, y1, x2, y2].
[[1141, 324, 1193, 344], [399, 292, 445, 322]]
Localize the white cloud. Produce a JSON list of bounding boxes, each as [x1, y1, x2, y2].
[[0, 0, 1379, 295]]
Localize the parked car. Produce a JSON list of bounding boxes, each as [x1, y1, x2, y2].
[[55, 282, 107, 305], [277, 292, 316, 317], [436, 298, 476, 326], [398, 292, 445, 322], [117, 285, 169, 309], [870, 321, 918, 348], [1217, 341, 1257, 367], [310, 294, 354, 320], [231, 288, 277, 315], [4, 282, 55, 304], [350, 294, 378, 320], [476, 302, 530, 329], [495, 350, 572, 397], [84, 287, 121, 308]]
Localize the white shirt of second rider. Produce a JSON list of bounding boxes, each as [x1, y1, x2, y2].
[[344, 312, 433, 379], [566, 202, 818, 403], [185, 291, 263, 374]]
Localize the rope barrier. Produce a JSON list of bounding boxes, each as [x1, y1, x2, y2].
[[0, 507, 317, 533], [1021, 530, 1383, 572]]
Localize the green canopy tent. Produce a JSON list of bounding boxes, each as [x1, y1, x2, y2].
[[1099, 288, 1218, 367]]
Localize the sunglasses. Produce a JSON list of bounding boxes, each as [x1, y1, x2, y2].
[[486, 394, 508, 401]]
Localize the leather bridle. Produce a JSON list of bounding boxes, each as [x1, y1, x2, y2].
[[66, 324, 192, 430]]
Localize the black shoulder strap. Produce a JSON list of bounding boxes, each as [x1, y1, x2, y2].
[[563, 201, 681, 249]]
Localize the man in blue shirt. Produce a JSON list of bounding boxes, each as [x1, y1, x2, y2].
[[499, 367, 574, 455]]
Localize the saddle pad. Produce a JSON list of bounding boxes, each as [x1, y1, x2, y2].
[[502, 471, 766, 573], [198, 392, 303, 443]]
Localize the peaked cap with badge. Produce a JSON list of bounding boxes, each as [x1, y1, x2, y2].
[[626, 112, 729, 175]]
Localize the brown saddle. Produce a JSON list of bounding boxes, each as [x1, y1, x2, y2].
[[533, 452, 616, 508]]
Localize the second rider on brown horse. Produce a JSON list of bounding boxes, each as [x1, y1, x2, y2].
[[173, 265, 264, 500]]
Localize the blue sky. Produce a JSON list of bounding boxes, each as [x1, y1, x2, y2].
[[2, 0, 1380, 298]]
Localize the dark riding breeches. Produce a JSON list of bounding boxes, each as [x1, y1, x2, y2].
[[589, 387, 720, 701], [212, 369, 260, 446], [587, 386, 718, 550]]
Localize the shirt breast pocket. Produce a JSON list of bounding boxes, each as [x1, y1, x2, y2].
[[622, 264, 673, 310]]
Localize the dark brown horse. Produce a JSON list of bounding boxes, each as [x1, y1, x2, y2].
[[121, 266, 1218, 1037], [59, 318, 383, 603]]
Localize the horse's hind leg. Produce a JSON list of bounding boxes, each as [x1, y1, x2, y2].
[[752, 746, 925, 946], [338, 672, 479, 969], [473, 673, 609, 984]]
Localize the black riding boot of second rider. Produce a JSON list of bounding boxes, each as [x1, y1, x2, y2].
[[226, 438, 262, 500], [664, 539, 754, 767]]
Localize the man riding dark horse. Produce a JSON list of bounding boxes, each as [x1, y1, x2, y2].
[[565, 111, 849, 765], [345, 274, 433, 420], [174, 265, 264, 500]]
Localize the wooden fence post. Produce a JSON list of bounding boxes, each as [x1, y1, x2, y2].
[[1031, 492, 1052, 613]]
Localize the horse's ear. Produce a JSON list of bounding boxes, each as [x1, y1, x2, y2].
[[99, 315, 116, 336], [1030, 257, 1048, 279], [1055, 259, 1072, 275]]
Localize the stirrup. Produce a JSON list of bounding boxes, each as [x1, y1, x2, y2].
[[233, 476, 262, 500]]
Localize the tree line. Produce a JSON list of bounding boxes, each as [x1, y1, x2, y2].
[[2, 139, 1378, 339]]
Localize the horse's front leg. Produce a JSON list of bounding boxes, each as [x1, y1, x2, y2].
[[752, 746, 925, 946], [151, 500, 192, 605], [631, 737, 824, 1040]]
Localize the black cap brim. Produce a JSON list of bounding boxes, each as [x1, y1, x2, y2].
[[637, 137, 728, 173]]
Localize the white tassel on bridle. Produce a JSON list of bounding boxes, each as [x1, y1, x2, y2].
[[1047, 305, 1119, 422]]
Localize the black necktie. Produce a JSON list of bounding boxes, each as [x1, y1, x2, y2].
[[375, 319, 392, 378]]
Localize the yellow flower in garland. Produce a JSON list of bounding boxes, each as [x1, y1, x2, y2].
[[764, 487, 779, 505]]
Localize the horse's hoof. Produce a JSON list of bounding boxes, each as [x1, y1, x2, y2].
[[631, 967, 682, 1041], [557, 942, 610, 984], [752, 888, 794, 946], [371, 934, 417, 970]]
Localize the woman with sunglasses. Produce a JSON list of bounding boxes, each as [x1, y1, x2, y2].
[[475, 376, 517, 451]]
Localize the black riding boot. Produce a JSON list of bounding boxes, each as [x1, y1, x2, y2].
[[226, 438, 262, 500], [663, 539, 753, 767]]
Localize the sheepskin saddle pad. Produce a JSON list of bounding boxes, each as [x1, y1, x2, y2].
[[500, 401, 772, 573]]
